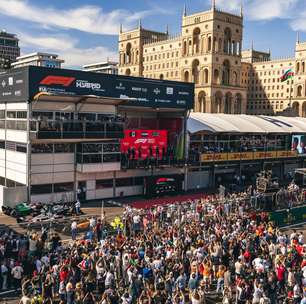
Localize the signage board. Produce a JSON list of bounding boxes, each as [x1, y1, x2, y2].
[[0, 69, 28, 102], [28, 66, 194, 109]]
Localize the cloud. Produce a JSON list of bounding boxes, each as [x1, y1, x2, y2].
[[19, 33, 118, 68], [215, 0, 299, 21], [291, 11, 306, 32], [0, 0, 152, 35]]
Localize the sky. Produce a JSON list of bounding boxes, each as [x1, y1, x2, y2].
[[0, 0, 306, 69]]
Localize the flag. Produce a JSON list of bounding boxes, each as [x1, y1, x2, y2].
[[281, 69, 294, 82]]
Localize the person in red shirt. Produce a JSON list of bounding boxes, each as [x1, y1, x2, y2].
[[276, 262, 286, 290]]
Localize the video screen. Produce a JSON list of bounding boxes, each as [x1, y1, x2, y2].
[[291, 135, 306, 154]]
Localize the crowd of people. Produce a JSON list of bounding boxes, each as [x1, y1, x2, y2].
[[0, 191, 305, 304]]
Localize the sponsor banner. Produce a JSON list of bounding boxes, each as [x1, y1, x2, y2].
[[240, 152, 254, 160], [200, 153, 227, 162], [25, 66, 194, 109], [200, 154, 215, 162], [0, 69, 28, 102], [265, 151, 277, 158], [277, 150, 289, 158], [228, 152, 242, 161], [254, 151, 267, 159], [287, 150, 298, 157]]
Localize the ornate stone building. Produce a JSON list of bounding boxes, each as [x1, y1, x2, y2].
[[243, 39, 306, 117], [118, 1, 247, 114], [118, 2, 306, 117]]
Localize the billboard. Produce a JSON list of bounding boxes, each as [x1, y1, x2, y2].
[[291, 134, 306, 154], [120, 129, 167, 160], [145, 174, 183, 198], [0, 69, 28, 102], [27, 66, 194, 109]]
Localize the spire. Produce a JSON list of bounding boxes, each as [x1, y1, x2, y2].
[[138, 19, 142, 29], [251, 40, 254, 51], [212, 0, 216, 10], [297, 31, 300, 44], [166, 24, 169, 35], [183, 4, 187, 17], [240, 0, 243, 17], [268, 48, 271, 55], [119, 23, 123, 34]]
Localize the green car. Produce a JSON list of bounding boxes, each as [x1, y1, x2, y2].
[[14, 203, 32, 216]]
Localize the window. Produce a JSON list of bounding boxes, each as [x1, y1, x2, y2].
[[54, 182, 74, 193], [103, 154, 120, 163], [7, 111, 16, 118], [31, 184, 52, 194], [116, 178, 133, 187], [6, 141, 16, 151], [96, 179, 113, 189], [32, 144, 53, 153], [0, 141, 4, 149], [17, 111, 27, 119], [16, 144, 27, 153], [78, 113, 96, 121], [32, 111, 53, 120], [54, 144, 74, 153], [0, 110, 5, 119]]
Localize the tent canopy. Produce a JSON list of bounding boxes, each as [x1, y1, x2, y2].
[[188, 113, 306, 134]]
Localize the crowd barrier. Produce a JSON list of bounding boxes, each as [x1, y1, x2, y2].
[[269, 204, 306, 227]]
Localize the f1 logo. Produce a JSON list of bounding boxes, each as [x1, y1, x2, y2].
[[40, 76, 75, 87]]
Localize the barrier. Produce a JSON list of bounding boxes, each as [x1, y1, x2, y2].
[[269, 204, 306, 227]]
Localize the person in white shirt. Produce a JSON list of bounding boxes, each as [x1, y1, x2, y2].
[[11, 262, 23, 289], [71, 221, 77, 240]]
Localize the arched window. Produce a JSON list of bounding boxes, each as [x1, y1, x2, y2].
[[193, 28, 201, 54], [125, 68, 131, 76], [183, 41, 187, 56], [126, 43, 132, 64], [208, 37, 212, 52], [198, 91, 206, 112], [192, 59, 200, 84], [204, 69, 209, 84], [224, 92, 232, 114], [159, 74, 164, 80], [233, 71, 238, 86], [234, 94, 242, 114], [224, 28, 232, 54], [292, 102, 299, 116], [296, 62, 300, 74], [184, 71, 190, 82], [213, 69, 220, 84], [302, 62, 305, 73], [222, 60, 230, 85], [297, 85, 303, 97], [214, 92, 223, 113], [218, 38, 222, 53]]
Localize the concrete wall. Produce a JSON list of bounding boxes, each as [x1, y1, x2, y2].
[[0, 185, 27, 210]]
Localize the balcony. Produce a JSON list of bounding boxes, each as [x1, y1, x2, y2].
[[76, 142, 121, 173], [30, 119, 124, 140]]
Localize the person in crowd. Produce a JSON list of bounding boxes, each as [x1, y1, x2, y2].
[[0, 184, 304, 304]]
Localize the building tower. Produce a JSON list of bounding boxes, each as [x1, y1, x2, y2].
[[118, 21, 168, 77], [180, 2, 245, 112]]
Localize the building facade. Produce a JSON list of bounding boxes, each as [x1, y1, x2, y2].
[[0, 30, 20, 71], [0, 66, 193, 206], [11, 52, 64, 69], [118, 3, 247, 114], [83, 60, 118, 74]]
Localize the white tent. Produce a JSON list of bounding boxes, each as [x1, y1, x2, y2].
[[187, 113, 306, 134]]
